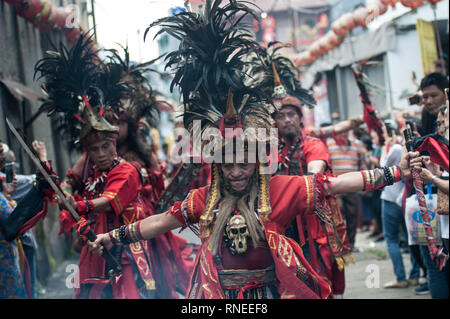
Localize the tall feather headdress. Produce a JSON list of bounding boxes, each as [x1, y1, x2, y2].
[[34, 32, 127, 148], [145, 0, 273, 140], [103, 45, 166, 128], [247, 41, 316, 112]]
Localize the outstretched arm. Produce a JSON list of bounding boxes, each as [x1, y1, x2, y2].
[[88, 212, 182, 255], [310, 116, 363, 139], [325, 149, 421, 195]]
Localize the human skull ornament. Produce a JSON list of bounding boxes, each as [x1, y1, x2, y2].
[[227, 214, 249, 254], [273, 84, 287, 99]]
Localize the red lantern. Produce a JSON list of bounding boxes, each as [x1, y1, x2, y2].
[[367, 0, 388, 15], [23, 0, 45, 21], [331, 13, 355, 38], [40, 6, 57, 31], [317, 36, 332, 53], [296, 51, 315, 66], [380, 0, 398, 6], [400, 0, 424, 9], [328, 30, 344, 47], [310, 40, 326, 58], [54, 7, 69, 29], [340, 12, 356, 31], [32, 1, 52, 28], [331, 19, 348, 37], [353, 7, 369, 27]]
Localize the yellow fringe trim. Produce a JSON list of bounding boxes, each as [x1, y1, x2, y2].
[[335, 253, 356, 271]]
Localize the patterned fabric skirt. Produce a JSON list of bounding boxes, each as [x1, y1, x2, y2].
[[218, 266, 279, 299]]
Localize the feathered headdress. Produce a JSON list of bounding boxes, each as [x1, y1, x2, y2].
[[34, 31, 126, 148], [146, 0, 276, 235], [247, 41, 316, 112], [145, 0, 273, 141], [103, 45, 166, 128]]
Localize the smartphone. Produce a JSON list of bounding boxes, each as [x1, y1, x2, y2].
[[4, 162, 14, 184], [408, 94, 422, 105]]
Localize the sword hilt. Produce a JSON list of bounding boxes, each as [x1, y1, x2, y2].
[[85, 230, 122, 278], [403, 128, 415, 152]]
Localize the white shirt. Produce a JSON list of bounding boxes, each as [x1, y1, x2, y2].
[[380, 144, 404, 204]]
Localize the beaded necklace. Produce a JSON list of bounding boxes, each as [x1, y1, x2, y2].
[[84, 157, 120, 197]]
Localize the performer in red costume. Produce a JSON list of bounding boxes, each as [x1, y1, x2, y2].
[[88, 0, 422, 299], [247, 42, 353, 297], [34, 33, 188, 298]]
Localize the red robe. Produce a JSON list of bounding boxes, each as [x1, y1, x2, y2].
[[131, 161, 196, 297], [60, 154, 196, 298], [167, 174, 333, 299], [73, 161, 158, 299], [277, 136, 348, 295]]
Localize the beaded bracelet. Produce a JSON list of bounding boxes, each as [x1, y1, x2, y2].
[[108, 222, 143, 245], [361, 165, 401, 191], [383, 166, 394, 185]]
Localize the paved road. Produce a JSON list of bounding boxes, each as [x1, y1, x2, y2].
[[38, 229, 430, 299], [342, 231, 429, 299]]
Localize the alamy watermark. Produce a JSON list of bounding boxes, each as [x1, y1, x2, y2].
[[171, 120, 279, 174]]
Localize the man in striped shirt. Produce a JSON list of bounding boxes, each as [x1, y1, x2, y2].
[[326, 130, 367, 251]]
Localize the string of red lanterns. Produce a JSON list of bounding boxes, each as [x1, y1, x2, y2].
[[294, 0, 443, 67], [3, 0, 97, 51]]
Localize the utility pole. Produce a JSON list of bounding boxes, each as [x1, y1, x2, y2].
[[89, 0, 98, 42]]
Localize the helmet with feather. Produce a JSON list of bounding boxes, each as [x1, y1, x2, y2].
[[34, 31, 130, 149], [246, 42, 316, 121]]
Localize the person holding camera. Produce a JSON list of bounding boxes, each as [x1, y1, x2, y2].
[[0, 140, 47, 299], [381, 120, 421, 289]]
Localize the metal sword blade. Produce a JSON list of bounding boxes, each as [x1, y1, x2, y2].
[[5, 117, 81, 221]]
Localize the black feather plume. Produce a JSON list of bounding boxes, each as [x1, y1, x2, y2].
[[34, 32, 101, 149], [103, 45, 164, 126], [247, 41, 316, 108], [145, 0, 269, 132]]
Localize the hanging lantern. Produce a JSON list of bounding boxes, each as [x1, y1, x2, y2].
[[327, 30, 345, 47], [23, 0, 45, 21], [13, 0, 29, 18], [297, 49, 313, 64], [331, 19, 347, 37], [318, 36, 333, 53], [40, 5, 57, 31], [32, 0, 52, 28], [381, 0, 399, 5], [310, 40, 325, 58], [331, 12, 355, 38], [296, 50, 314, 66], [353, 7, 369, 27], [426, 0, 442, 4], [400, 0, 424, 9], [340, 12, 356, 31], [366, 0, 388, 15], [54, 7, 69, 29]]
